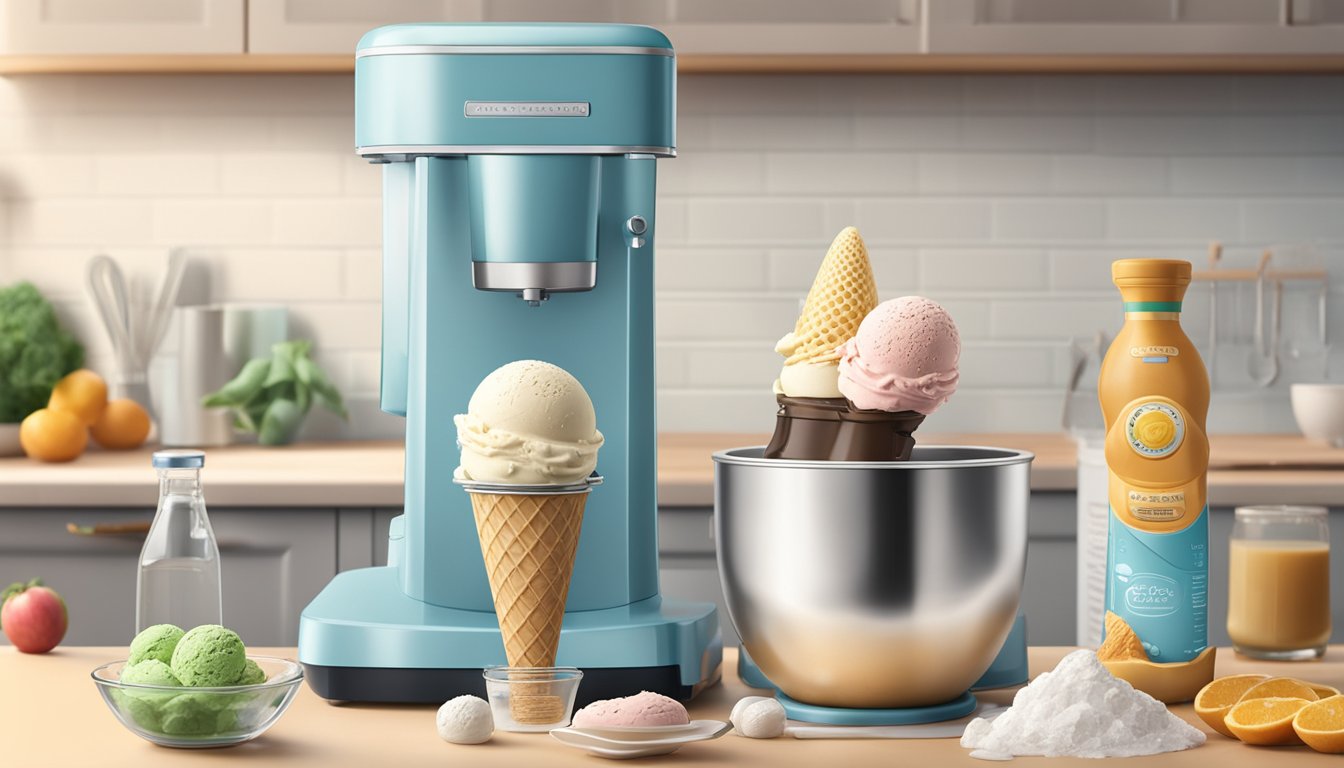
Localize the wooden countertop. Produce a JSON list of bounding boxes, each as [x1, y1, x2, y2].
[[0, 434, 1342, 508], [6, 644, 1344, 767]]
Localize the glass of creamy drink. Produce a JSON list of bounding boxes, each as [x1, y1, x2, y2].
[[1228, 506, 1331, 661]]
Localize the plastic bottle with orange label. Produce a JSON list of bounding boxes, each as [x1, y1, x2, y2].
[[1099, 259, 1211, 669]]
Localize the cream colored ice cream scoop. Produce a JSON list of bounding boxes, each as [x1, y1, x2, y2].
[[454, 360, 603, 484], [772, 227, 879, 398]]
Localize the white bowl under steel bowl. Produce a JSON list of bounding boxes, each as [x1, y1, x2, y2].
[[1292, 384, 1344, 448]]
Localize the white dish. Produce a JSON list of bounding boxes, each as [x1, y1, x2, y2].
[[570, 721, 704, 740], [1291, 383, 1344, 448], [551, 720, 731, 759]]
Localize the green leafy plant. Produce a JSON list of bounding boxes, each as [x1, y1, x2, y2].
[[0, 282, 84, 423], [202, 340, 347, 446]]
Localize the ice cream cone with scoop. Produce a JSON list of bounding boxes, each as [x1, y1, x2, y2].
[[765, 226, 960, 461], [454, 360, 603, 727]]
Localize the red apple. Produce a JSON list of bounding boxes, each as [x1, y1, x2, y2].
[[1, 578, 68, 653]]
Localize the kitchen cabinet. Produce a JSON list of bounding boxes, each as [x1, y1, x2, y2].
[[245, 0, 920, 56], [0, 508, 335, 647], [926, 0, 1344, 55], [0, 0, 244, 55], [246, 0, 482, 54]]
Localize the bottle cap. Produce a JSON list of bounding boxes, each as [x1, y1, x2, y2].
[[152, 449, 205, 469]]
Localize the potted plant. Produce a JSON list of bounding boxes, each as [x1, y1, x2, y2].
[[202, 340, 347, 446], [0, 283, 84, 456]]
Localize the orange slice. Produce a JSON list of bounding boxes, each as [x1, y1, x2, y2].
[[1238, 677, 1321, 705], [1097, 611, 1148, 661], [1310, 683, 1341, 699], [1226, 697, 1312, 745], [1194, 674, 1269, 738], [1295, 695, 1344, 754]]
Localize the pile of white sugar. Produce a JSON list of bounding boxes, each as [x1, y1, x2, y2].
[[960, 649, 1205, 760]]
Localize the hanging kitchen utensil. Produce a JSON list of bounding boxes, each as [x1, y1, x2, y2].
[[1247, 251, 1280, 387]]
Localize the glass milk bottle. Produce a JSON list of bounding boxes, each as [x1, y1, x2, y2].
[[136, 450, 222, 632], [1228, 505, 1331, 661]]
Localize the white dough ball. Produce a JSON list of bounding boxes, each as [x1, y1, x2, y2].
[[731, 696, 786, 739], [436, 695, 493, 744]]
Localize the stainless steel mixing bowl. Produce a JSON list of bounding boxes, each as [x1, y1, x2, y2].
[[714, 445, 1032, 709]]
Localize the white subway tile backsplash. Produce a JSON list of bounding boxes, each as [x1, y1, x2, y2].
[[656, 297, 798, 341], [98, 153, 217, 196], [918, 154, 1051, 195], [855, 199, 993, 242], [661, 152, 766, 196], [1051, 155, 1167, 195], [153, 200, 273, 246], [656, 248, 767, 291], [1243, 200, 1344, 241], [688, 199, 828, 243], [919, 249, 1047, 291], [991, 298, 1121, 341], [4, 73, 1344, 437], [766, 152, 915, 196], [273, 199, 379, 247], [10, 199, 154, 245], [220, 153, 342, 195], [961, 116, 1093, 153], [994, 200, 1106, 241], [1107, 200, 1241, 241]]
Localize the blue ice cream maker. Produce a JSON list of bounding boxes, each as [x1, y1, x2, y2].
[[298, 23, 721, 704]]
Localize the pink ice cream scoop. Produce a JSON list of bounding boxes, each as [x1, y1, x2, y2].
[[837, 296, 960, 414], [571, 691, 690, 728]]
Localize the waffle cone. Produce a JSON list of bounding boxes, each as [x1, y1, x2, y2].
[[471, 491, 587, 668], [786, 226, 879, 365]]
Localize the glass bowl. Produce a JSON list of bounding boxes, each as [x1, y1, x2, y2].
[[92, 656, 303, 748], [483, 666, 583, 732]]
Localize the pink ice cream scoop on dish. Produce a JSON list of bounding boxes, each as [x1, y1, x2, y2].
[[571, 691, 690, 728], [837, 296, 960, 415]]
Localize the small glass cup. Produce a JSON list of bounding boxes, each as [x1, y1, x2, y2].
[[482, 667, 583, 732], [1228, 505, 1331, 661]]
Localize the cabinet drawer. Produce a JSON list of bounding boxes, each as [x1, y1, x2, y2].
[[0, 508, 335, 647], [0, 0, 244, 54]]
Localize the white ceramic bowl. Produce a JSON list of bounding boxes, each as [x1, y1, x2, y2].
[[0, 423, 21, 457], [1291, 384, 1344, 448]]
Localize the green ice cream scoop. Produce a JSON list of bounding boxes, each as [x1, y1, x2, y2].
[[120, 659, 182, 687], [170, 625, 246, 687], [128, 624, 185, 666], [235, 659, 266, 686], [159, 693, 237, 736]]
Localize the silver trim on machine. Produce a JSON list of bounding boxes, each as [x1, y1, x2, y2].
[[358, 145, 676, 157], [356, 45, 674, 58], [472, 261, 597, 306]]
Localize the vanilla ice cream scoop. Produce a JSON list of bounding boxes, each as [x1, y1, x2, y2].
[[838, 296, 960, 415], [454, 360, 604, 484], [437, 695, 493, 744], [730, 696, 786, 739]]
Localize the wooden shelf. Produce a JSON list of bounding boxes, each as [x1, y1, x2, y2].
[[1, 52, 1343, 75]]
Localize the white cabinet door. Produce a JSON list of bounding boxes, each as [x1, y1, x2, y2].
[[247, 0, 484, 54], [658, 0, 922, 55], [249, 0, 920, 56], [927, 0, 1344, 55], [0, 0, 244, 54]]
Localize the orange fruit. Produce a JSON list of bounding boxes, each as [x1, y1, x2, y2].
[[1194, 674, 1269, 738], [1295, 695, 1344, 753], [48, 369, 108, 426], [90, 398, 151, 450], [1311, 683, 1341, 699], [19, 408, 88, 462], [1226, 697, 1312, 745], [1239, 677, 1320, 705]]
